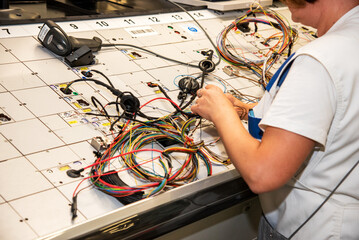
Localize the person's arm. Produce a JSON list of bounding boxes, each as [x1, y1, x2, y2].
[[191, 85, 315, 194]]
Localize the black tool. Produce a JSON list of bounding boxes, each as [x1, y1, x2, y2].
[[38, 20, 102, 56]]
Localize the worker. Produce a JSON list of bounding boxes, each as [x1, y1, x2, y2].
[[191, 0, 359, 239]]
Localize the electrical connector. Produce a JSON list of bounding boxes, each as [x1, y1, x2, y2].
[[71, 195, 78, 220], [81, 71, 93, 77], [236, 22, 250, 33], [91, 136, 111, 152], [64, 45, 95, 67], [0, 113, 11, 122], [60, 87, 73, 95], [66, 168, 84, 178], [223, 65, 240, 76], [147, 82, 158, 88]]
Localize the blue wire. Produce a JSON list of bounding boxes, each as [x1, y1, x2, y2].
[[207, 75, 227, 92]]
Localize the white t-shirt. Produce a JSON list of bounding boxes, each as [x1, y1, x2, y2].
[[260, 55, 336, 146], [256, 5, 359, 240]]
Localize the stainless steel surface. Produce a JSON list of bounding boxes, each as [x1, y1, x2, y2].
[[40, 168, 245, 239], [0, 0, 204, 24], [0, 7, 41, 20]]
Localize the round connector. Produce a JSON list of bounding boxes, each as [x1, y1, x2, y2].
[[120, 93, 140, 113], [199, 59, 215, 73]]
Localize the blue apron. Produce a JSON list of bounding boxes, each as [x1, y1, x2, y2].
[[248, 54, 296, 139]]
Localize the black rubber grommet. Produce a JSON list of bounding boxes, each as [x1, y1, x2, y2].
[[199, 59, 215, 73]]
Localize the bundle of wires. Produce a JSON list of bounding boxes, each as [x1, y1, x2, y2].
[[71, 95, 230, 219], [216, 4, 297, 86], [86, 113, 229, 200]]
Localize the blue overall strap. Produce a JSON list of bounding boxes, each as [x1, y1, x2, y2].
[[248, 53, 296, 140], [248, 109, 263, 139], [265, 53, 296, 91]]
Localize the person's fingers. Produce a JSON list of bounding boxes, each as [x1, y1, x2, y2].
[[191, 101, 199, 114], [205, 84, 218, 90], [225, 93, 236, 104], [197, 88, 203, 98]]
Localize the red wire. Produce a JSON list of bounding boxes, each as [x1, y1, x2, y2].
[[83, 148, 163, 170], [72, 97, 189, 198], [73, 153, 163, 197], [140, 97, 182, 111]]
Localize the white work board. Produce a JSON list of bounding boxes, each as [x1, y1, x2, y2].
[[0, 7, 316, 239]]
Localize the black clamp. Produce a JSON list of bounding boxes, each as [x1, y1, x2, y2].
[[198, 50, 215, 73]]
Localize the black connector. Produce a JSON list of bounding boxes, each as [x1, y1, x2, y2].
[[64, 45, 95, 67], [60, 87, 73, 95], [77, 99, 89, 107], [177, 91, 187, 100], [81, 70, 93, 77], [178, 76, 199, 95], [199, 58, 215, 73], [119, 92, 140, 114], [71, 195, 78, 220], [236, 22, 250, 33], [0, 113, 11, 122], [67, 168, 84, 178]]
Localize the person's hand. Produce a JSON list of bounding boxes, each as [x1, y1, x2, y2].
[[225, 93, 238, 105], [191, 85, 234, 122], [225, 93, 257, 120]]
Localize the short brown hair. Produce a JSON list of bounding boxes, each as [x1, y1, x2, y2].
[[281, 0, 317, 6]]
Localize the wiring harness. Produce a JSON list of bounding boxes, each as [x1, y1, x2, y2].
[[216, 5, 298, 87], [66, 70, 230, 220]]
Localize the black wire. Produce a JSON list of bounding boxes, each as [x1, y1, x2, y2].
[[101, 43, 199, 68], [157, 85, 172, 101], [67, 74, 195, 121], [87, 112, 170, 132], [115, 96, 121, 115], [65, 78, 123, 97], [86, 110, 195, 133], [179, 95, 186, 108], [102, 0, 222, 69], [91, 96, 110, 120], [110, 111, 125, 131], [178, 94, 197, 112], [155, 84, 196, 118], [90, 69, 115, 88], [104, 99, 122, 115], [166, 0, 221, 67], [200, 71, 206, 88]]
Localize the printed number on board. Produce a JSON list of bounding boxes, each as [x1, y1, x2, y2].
[[148, 17, 160, 23], [171, 14, 183, 20], [193, 12, 204, 18], [1, 28, 10, 35], [96, 21, 109, 27], [124, 19, 135, 25]]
